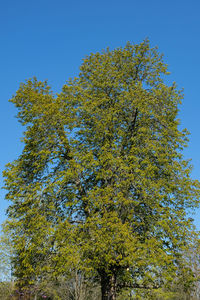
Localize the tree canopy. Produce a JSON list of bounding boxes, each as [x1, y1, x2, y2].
[[3, 40, 200, 300]]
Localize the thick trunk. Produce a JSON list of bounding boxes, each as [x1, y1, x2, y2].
[[101, 273, 117, 300]]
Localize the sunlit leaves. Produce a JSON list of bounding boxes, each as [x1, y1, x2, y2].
[[3, 40, 200, 296]]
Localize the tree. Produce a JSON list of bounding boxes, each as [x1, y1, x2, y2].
[[3, 40, 200, 300], [0, 223, 13, 282], [0, 223, 15, 300]]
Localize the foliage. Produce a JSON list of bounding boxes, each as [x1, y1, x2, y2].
[[3, 40, 200, 299], [0, 281, 15, 300], [0, 222, 14, 282]]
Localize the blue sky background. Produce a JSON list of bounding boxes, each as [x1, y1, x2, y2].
[[1, 0, 200, 228]]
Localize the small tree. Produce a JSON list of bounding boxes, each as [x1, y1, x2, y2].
[[0, 223, 15, 299], [3, 40, 200, 300], [0, 224, 13, 282]]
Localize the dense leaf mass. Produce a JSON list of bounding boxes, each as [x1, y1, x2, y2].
[[3, 40, 200, 299]]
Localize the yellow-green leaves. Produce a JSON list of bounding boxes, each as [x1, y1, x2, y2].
[[3, 40, 200, 297]]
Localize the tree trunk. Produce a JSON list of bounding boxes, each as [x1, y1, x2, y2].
[[34, 294, 37, 300], [101, 273, 117, 300]]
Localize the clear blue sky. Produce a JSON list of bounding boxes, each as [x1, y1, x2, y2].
[[1, 0, 200, 228]]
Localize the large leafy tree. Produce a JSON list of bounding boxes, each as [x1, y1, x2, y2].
[[3, 40, 200, 300]]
